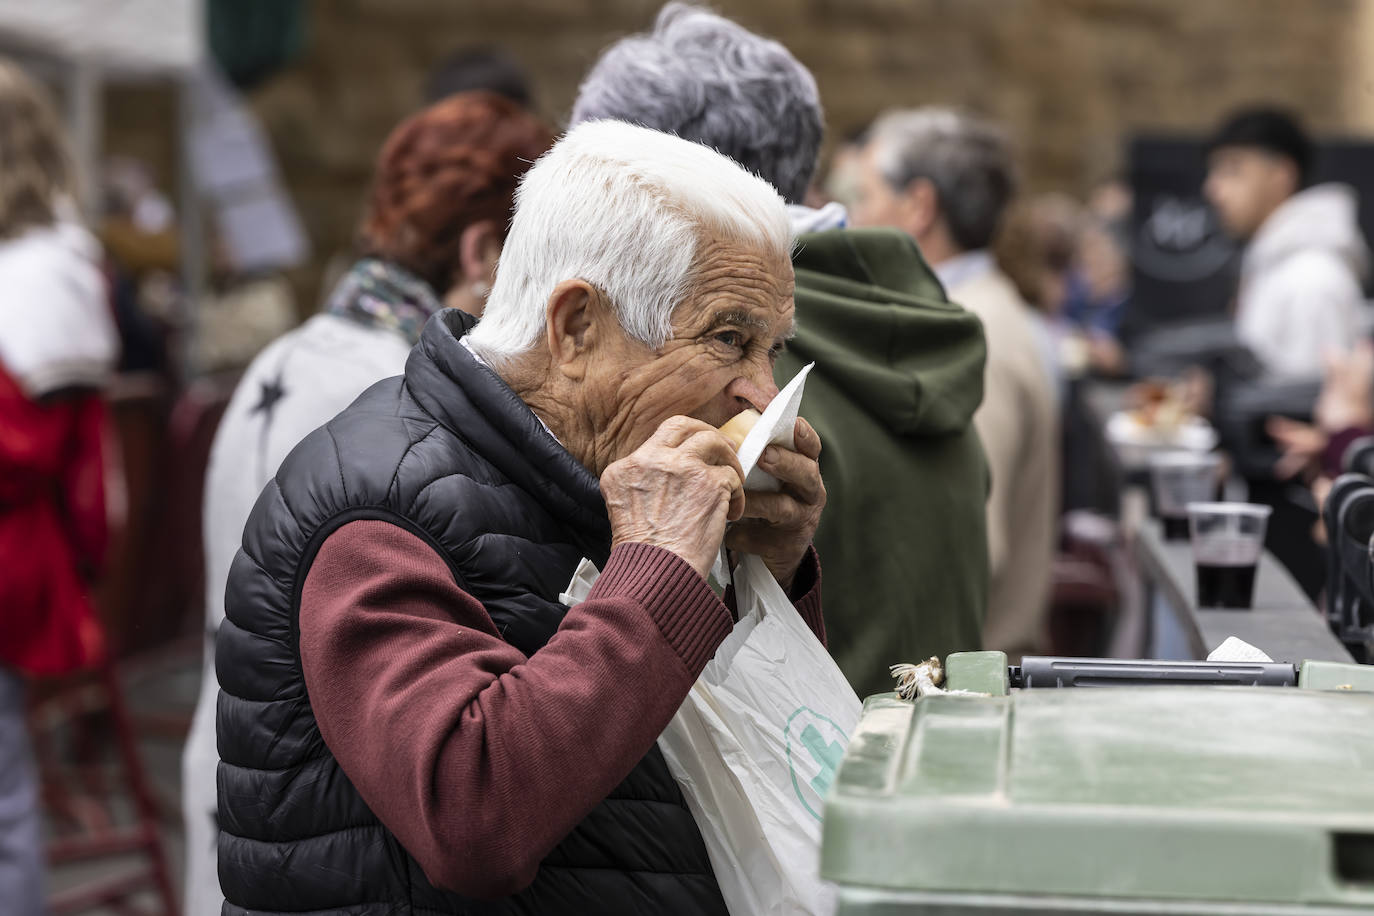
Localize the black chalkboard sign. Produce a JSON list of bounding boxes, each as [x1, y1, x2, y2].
[[1123, 135, 1240, 342], [1122, 133, 1374, 343]]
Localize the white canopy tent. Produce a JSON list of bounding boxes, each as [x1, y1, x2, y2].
[[0, 0, 202, 75], [0, 0, 208, 371]]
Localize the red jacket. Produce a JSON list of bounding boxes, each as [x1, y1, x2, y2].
[[0, 364, 108, 675]]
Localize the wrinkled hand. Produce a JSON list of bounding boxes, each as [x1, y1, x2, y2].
[[602, 416, 745, 579], [1266, 415, 1327, 481], [1315, 341, 1374, 433], [724, 418, 825, 590]]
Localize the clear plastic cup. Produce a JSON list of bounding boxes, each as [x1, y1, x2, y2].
[[1149, 452, 1222, 540], [1186, 502, 1272, 609]]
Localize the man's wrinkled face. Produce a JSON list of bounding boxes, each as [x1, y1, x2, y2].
[[1204, 147, 1298, 239], [585, 237, 795, 468]]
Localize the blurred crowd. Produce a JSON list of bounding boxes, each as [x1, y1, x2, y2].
[[3, 3, 1373, 914]]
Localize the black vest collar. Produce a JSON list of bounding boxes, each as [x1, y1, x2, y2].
[[404, 309, 613, 564]]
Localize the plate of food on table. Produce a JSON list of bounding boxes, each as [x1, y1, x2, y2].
[[1106, 379, 1219, 469]]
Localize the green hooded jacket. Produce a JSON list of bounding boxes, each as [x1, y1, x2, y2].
[[776, 227, 990, 699]]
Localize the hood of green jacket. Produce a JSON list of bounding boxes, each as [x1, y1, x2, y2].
[[787, 227, 986, 436]]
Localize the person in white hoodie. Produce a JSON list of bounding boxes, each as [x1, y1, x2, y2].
[[179, 91, 551, 916], [1204, 107, 1370, 379]]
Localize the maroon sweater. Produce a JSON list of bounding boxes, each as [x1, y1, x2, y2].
[[298, 519, 823, 898]]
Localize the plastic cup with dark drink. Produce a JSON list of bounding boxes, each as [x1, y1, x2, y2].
[[1186, 502, 1272, 609], [1149, 452, 1222, 540]]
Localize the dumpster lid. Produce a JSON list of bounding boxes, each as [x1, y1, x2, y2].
[[821, 687, 1374, 908]]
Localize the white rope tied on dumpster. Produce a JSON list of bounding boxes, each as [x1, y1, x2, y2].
[[889, 658, 989, 700], [890, 658, 943, 699]]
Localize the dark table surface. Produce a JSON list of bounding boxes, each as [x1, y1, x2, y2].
[[1134, 519, 1352, 664]]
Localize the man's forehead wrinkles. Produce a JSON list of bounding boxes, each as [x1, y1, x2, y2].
[[695, 273, 789, 299]]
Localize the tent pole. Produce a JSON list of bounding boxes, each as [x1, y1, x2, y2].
[[66, 59, 102, 220], [177, 75, 205, 379]]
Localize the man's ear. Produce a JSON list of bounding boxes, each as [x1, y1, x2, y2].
[[1275, 158, 1302, 201], [457, 220, 501, 286], [543, 279, 603, 381], [900, 177, 940, 238]]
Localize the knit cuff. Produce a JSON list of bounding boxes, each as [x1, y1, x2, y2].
[[789, 546, 825, 647], [588, 543, 733, 676], [1324, 426, 1371, 478]]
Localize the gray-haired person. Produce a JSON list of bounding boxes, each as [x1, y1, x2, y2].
[[574, 3, 991, 698], [851, 108, 1058, 661]]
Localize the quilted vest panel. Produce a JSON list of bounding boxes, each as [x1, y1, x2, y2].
[[216, 309, 726, 915]]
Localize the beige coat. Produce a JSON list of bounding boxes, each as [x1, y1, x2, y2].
[[947, 265, 1059, 658]]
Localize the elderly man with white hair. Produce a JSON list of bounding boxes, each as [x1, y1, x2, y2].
[[851, 107, 1058, 660], [573, 3, 991, 700], [213, 121, 824, 915]]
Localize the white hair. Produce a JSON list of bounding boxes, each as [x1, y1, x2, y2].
[[465, 119, 792, 366]]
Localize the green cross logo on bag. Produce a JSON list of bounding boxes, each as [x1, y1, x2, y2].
[[784, 706, 849, 822]]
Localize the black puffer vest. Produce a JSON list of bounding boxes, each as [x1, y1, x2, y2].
[[215, 309, 726, 915]]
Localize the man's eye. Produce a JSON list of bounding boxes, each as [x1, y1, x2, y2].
[[715, 331, 744, 349]]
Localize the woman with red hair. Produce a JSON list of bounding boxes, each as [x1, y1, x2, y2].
[[182, 91, 551, 916]]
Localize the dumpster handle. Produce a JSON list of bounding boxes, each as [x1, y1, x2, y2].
[[1012, 657, 1298, 688]]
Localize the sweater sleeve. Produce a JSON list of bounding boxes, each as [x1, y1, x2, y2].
[[298, 519, 733, 900], [789, 546, 825, 645], [57, 393, 108, 575], [1324, 426, 1372, 478]]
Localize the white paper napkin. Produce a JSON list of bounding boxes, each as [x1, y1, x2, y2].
[[735, 362, 814, 492], [558, 557, 601, 607], [1206, 636, 1274, 663]]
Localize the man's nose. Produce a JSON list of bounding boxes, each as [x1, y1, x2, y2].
[[727, 371, 780, 414]]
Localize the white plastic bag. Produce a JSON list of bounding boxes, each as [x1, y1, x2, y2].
[[657, 553, 861, 916]]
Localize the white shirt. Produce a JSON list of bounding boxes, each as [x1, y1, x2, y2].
[[933, 249, 996, 292]]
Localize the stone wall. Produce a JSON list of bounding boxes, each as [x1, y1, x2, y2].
[[106, 0, 1372, 309]]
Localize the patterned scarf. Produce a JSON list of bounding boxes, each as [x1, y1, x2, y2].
[[325, 257, 444, 345]]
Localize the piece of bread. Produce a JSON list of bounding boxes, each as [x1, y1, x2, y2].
[[718, 409, 761, 451]]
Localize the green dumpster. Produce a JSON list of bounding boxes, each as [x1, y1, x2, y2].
[[821, 652, 1374, 914]]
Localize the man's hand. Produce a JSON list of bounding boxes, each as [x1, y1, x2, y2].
[[602, 417, 745, 579], [1267, 415, 1327, 481], [725, 418, 825, 590]]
